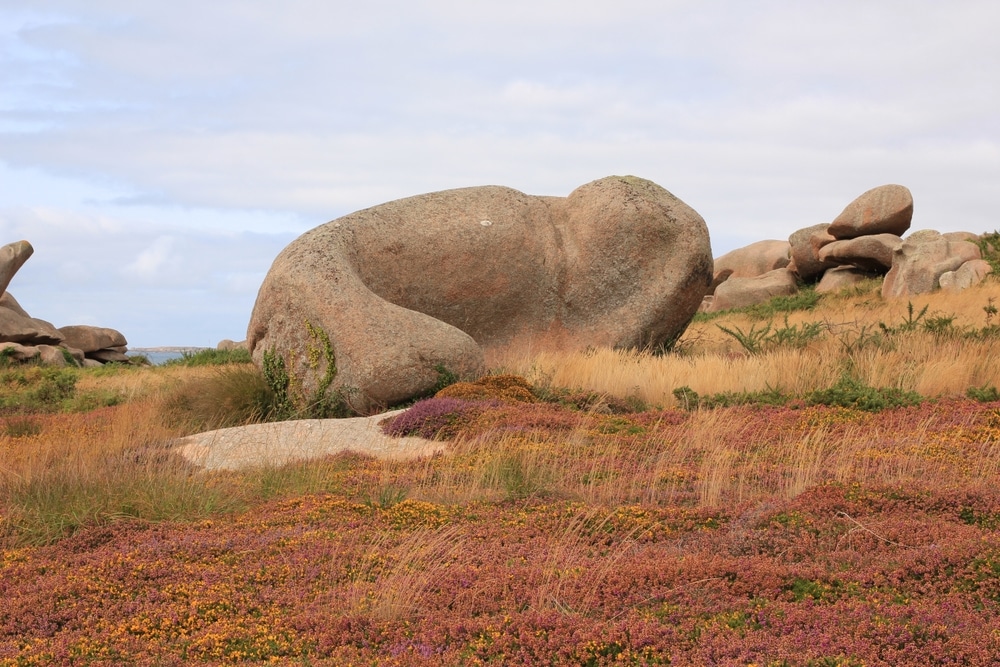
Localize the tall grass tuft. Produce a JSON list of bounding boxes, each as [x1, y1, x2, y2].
[[162, 363, 281, 432], [0, 401, 247, 547]]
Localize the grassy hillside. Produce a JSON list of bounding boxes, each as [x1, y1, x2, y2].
[[2, 281, 1000, 665]]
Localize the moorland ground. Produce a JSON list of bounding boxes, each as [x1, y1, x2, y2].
[[3, 279, 1000, 665]]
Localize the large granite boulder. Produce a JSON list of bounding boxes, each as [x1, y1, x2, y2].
[[939, 260, 993, 292], [58, 325, 127, 353], [0, 292, 30, 318], [708, 268, 798, 312], [787, 223, 836, 280], [882, 233, 982, 298], [711, 240, 790, 292], [829, 184, 913, 239], [248, 176, 713, 412], [817, 233, 903, 273], [0, 308, 64, 345], [815, 266, 877, 293]]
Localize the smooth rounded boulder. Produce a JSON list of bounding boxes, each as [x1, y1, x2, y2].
[[829, 185, 913, 239], [817, 233, 903, 273], [58, 325, 127, 353], [708, 268, 798, 312], [787, 223, 836, 281], [248, 176, 713, 412], [711, 240, 790, 292]]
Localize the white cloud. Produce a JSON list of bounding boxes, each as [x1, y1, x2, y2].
[[0, 0, 998, 340], [123, 235, 176, 281]]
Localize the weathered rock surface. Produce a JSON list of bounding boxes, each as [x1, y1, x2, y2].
[[87, 349, 131, 363], [882, 237, 982, 298], [58, 325, 127, 354], [817, 233, 903, 273], [249, 176, 713, 411], [815, 266, 877, 293], [787, 224, 836, 280], [0, 292, 29, 318], [709, 268, 798, 312], [216, 339, 248, 351], [711, 240, 790, 292], [0, 308, 64, 345], [0, 241, 33, 296], [939, 259, 993, 292], [829, 184, 913, 239]]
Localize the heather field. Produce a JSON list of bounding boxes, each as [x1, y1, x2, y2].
[[3, 280, 1000, 665]]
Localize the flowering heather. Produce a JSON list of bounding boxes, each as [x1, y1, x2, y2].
[[6, 390, 1000, 663], [379, 397, 500, 439]]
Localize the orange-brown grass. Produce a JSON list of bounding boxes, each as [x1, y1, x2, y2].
[[361, 399, 1000, 513], [489, 280, 1000, 406], [0, 385, 251, 547]]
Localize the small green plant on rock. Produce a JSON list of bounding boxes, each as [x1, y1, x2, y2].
[[260, 320, 355, 420], [261, 348, 293, 420]]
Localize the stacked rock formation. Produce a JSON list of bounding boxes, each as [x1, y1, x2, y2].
[[0, 240, 131, 367], [704, 185, 992, 311], [249, 175, 714, 412]]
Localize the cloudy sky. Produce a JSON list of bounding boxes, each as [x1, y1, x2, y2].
[[1, 1, 997, 347]]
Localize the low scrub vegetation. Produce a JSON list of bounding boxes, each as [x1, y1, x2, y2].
[[161, 347, 252, 367], [2, 281, 1000, 664]]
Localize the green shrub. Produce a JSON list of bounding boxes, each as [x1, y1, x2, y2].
[[975, 231, 1000, 275], [696, 286, 822, 322], [162, 348, 252, 367], [672, 385, 789, 410], [0, 367, 79, 413], [4, 416, 42, 438], [967, 385, 1000, 403], [717, 316, 825, 355], [805, 375, 922, 412]]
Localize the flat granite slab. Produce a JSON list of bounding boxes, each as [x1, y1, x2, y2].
[[173, 409, 444, 471]]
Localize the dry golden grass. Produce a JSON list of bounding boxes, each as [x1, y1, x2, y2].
[[489, 280, 1000, 406], [363, 387, 1000, 513]]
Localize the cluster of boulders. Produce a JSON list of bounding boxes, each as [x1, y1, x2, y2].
[[0, 240, 131, 367], [248, 175, 714, 412], [703, 184, 993, 312]]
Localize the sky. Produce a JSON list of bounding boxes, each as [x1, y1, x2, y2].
[[1, 1, 998, 347]]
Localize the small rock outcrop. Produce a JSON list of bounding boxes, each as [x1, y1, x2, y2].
[[249, 176, 713, 412], [708, 184, 993, 309], [0, 240, 131, 367]]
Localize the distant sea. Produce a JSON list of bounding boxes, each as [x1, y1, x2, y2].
[[130, 348, 209, 366]]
